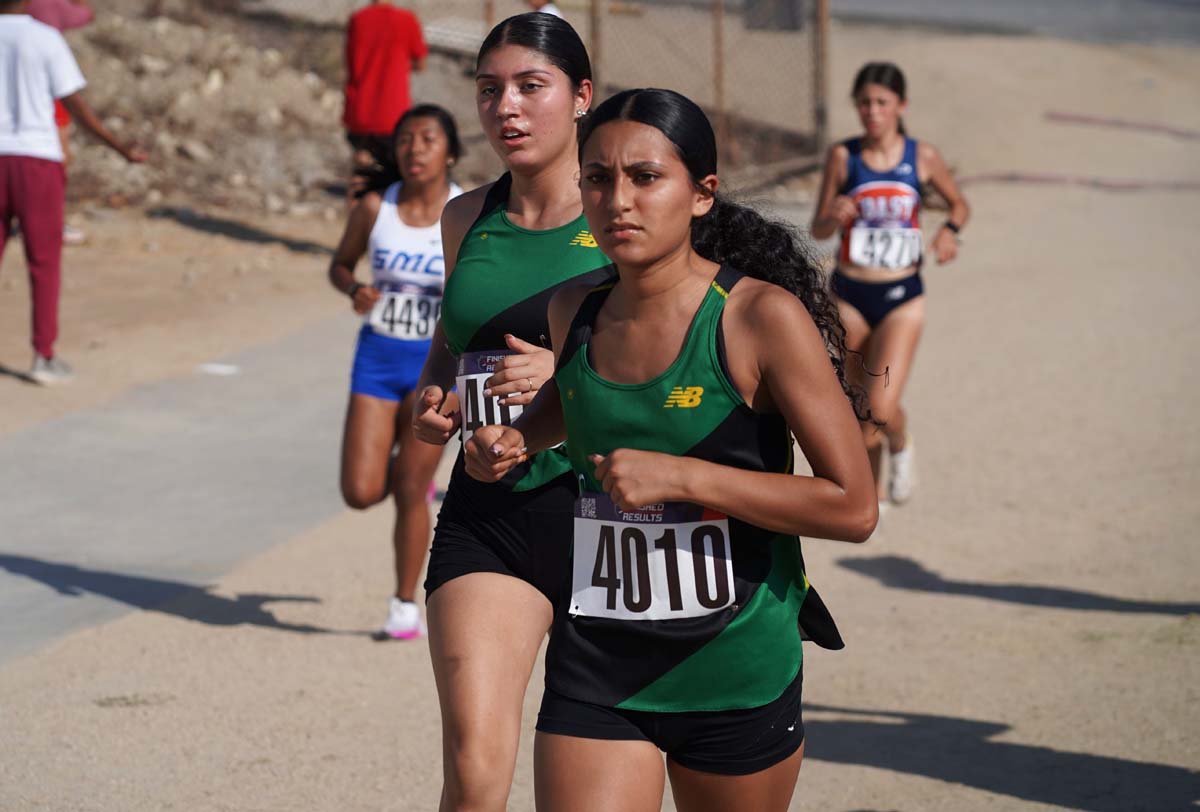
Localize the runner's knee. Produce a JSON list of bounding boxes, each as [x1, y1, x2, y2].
[[392, 465, 432, 505], [341, 476, 386, 510], [865, 393, 901, 437], [441, 736, 515, 811], [861, 421, 886, 450]]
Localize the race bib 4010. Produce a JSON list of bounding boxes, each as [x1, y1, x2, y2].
[[456, 350, 523, 443], [571, 493, 734, 621]]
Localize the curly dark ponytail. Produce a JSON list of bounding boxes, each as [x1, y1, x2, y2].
[[693, 198, 871, 421], [580, 88, 872, 422]]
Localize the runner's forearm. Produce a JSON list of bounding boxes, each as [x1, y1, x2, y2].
[[810, 215, 840, 239], [416, 326, 459, 394], [328, 262, 359, 296], [678, 457, 875, 542], [946, 198, 971, 230], [511, 380, 566, 455]]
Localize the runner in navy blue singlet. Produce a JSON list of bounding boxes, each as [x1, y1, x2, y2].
[[812, 62, 971, 509]]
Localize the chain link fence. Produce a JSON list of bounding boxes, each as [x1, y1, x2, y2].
[[234, 0, 827, 180]]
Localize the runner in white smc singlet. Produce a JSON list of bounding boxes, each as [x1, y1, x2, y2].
[[328, 104, 463, 639]]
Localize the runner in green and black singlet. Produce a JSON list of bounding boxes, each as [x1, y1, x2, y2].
[[547, 265, 809, 712], [464, 89, 878, 811], [407, 13, 610, 810], [440, 171, 610, 494]]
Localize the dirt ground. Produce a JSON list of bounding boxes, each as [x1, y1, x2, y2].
[[1, 16, 1198, 812]]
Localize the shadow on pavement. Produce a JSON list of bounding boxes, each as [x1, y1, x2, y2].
[[147, 206, 332, 256], [0, 552, 337, 635], [839, 554, 1200, 616], [0, 362, 35, 385], [805, 704, 1200, 812]]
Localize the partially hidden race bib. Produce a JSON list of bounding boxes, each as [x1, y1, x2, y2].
[[848, 226, 922, 270], [456, 350, 523, 444], [571, 493, 734, 621], [367, 283, 441, 340]]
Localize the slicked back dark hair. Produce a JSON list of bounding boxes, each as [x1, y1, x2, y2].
[[852, 61, 906, 101], [477, 12, 592, 89]]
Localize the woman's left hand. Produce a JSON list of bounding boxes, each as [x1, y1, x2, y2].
[[484, 334, 555, 406], [932, 225, 959, 264], [464, 424, 528, 482], [590, 449, 690, 511]]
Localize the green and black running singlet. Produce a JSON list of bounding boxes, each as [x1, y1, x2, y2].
[[546, 266, 841, 712], [441, 173, 611, 492]]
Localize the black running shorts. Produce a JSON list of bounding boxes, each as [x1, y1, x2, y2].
[[536, 667, 804, 775], [423, 454, 577, 603]]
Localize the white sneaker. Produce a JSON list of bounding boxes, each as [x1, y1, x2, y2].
[[888, 436, 916, 504], [63, 224, 87, 245], [29, 354, 74, 385], [380, 598, 425, 640]]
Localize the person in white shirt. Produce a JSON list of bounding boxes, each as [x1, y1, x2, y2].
[[526, 0, 564, 18], [0, 0, 146, 385]]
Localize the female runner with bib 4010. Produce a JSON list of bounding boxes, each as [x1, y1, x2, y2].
[[328, 104, 463, 640], [812, 62, 970, 507], [465, 89, 877, 812], [409, 14, 611, 812]]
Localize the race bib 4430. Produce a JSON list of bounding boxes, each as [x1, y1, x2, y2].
[[456, 350, 523, 443], [367, 285, 441, 340], [571, 493, 734, 621]]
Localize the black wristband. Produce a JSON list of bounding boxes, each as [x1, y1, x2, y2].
[[942, 221, 962, 234], [347, 282, 363, 299]]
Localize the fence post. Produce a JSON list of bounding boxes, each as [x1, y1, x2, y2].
[[713, 0, 728, 152], [814, 0, 830, 155]]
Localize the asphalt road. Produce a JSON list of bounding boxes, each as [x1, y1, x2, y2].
[[832, 0, 1200, 45], [243, 0, 1200, 45], [0, 315, 357, 666]]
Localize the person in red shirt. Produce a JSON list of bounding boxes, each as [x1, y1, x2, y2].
[[344, 1, 427, 188]]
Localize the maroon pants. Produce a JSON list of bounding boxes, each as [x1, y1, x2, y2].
[[0, 156, 65, 358]]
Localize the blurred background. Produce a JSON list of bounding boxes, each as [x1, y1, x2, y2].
[[1, 2, 1197, 810]]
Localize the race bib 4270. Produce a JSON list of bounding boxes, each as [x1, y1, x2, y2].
[[571, 493, 734, 621], [848, 226, 922, 270]]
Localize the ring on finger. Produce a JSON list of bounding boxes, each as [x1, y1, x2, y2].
[[526, 377, 536, 392]]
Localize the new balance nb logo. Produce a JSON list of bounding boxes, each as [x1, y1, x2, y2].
[[569, 230, 598, 248], [663, 386, 704, 408]]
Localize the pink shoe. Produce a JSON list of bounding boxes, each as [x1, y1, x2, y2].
[[380, 597, 425, 640]]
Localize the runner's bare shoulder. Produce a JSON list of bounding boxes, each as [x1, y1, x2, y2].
[[441, 182, 496, 270], [548, 277, 606, 353]]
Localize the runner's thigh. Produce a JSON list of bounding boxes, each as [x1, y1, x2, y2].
[[535, 733, 665, 812], [666, 743, 804, 812], [341, 393, 400, 505], [427, 572, 552, 759], [393, 389, 445, 493], [862, 296, 925, 419]]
